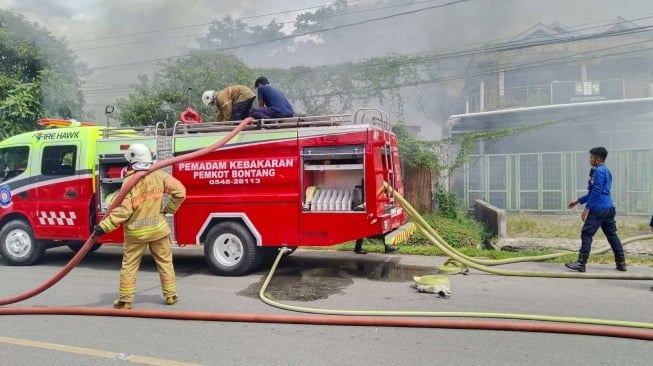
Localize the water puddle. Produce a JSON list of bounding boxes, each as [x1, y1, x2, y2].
[[238, 256, 438, 301]]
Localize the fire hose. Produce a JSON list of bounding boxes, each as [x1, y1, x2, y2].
[[386, 183, 653, 280], [1, 118, 653, 342]]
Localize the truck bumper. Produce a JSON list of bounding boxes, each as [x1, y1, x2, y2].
[[384, 221, 416, 246]]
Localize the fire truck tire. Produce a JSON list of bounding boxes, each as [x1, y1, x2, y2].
[[66, 241, 103, 254], [204, 222, 263, 276], [0, 220, 44, 266]]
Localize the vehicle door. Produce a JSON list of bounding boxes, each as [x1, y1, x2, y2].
[[34, 143, 87, 239], [0, 145, 34, 218]]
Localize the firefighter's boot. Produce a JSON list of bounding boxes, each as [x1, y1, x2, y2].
[[113, 299, 132, 310], [384, 245, 397, 253], [353, 239, 366, 255], [565, 253, 588, 272], [166, 295, 178, 305], [614, 251, 627, 272]]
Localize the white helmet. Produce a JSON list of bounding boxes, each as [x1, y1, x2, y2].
[[125, 143, 153, 170], [202, 90, 215, 106]]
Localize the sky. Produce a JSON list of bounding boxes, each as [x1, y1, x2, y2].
[[0, 0, 651, 127]]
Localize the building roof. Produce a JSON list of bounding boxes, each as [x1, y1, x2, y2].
[[595, 16, 642, 34], [446, 97, 653, 135], [509, 22, 575, 42]]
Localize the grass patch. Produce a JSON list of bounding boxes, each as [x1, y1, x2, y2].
[[506, 213, 650, 239]]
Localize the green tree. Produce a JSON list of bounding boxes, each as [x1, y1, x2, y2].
[[116, 50, 255, 126], [292, 0, 349, 38], [197, 16, 285, 55], [262, 52, 424, 116], [0, 10, 86, 138]]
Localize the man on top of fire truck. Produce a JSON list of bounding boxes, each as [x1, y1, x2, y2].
[[249, 76, 294, 120], [202, 85, 256, 122], [93, 143, 186, 310]]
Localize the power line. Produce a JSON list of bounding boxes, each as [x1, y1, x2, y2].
[[264, 23, 653, 80], [69, 0, 364, 44], [77, 11, 653, 98], [307, 40, 653, 99], [80, 3, 653, 77], [71, 0, 446, 52], [80, 0, 471, 71], [81, 39, 653, 100], [77, 13, 653, 91]]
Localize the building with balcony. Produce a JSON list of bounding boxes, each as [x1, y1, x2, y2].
[[444, 18, 653, 213]]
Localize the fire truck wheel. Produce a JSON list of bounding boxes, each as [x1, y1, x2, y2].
[[0, 220, 44, 266], [204, 221, 263, 276], [66, 241, 103, 254]]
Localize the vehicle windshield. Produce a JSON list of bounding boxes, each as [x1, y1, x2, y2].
[[0, 146, 29, 182]]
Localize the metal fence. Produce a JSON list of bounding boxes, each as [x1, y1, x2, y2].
[[459, 149, 653, 215]]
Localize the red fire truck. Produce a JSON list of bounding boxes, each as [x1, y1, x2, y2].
[[0, 109, 415, 275]]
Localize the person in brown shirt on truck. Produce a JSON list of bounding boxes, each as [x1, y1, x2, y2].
[[202, 85, 256, 122]]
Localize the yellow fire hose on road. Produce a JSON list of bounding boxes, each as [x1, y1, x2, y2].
[[259, 247, 653, 331]]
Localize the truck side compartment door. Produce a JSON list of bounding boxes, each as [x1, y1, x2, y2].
[[34, 144, 88, 239]]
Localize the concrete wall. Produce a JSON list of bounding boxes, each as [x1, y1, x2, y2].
[[473, 199, 507, 237]]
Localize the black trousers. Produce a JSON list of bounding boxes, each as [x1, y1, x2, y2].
[[232, 97, 256, 121], [580, 207, 624, 255]]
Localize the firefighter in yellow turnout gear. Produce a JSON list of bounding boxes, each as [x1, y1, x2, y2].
[[202, 85, 256, 122], [93, 143, 186, 309]]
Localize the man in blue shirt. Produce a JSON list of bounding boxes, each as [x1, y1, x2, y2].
[[250, 76, 294, 120], [566, 147, 626, 272]]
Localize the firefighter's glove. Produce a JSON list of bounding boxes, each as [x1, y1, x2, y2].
[[92, 225, 105, 238]]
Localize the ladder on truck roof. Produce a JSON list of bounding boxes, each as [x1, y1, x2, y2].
[[172, 114, 349, 135], [100, 121, 170, 138], [99, 121, 174, 172], [170, 108, 393, 135], [353, 108, 397, 210]]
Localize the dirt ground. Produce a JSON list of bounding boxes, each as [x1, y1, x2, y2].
[[496, 237, 653, 256]]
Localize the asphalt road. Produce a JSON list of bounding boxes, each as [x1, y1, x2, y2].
[[1, 245, 652, 365]]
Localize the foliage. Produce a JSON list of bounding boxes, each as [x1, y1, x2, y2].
[[402, 212, 489, 249], [0, 10, 86, 137], [117, 49, 433, 123], [119, 3, 449, 122], [199, 16, 284, 48], [116, 50, 256, 126], [435, 122, 554, 181], [0, 82, 42, 139], [197, 16, 286, 57], [392, 119, 553, 198], [392, 125, 438, 170], [292, 0, 349, 38], [265, 53, 424, 116], [434, 188, 461, 219]]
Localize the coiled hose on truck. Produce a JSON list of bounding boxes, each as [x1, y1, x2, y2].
[[1, 119, 653, 342]]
